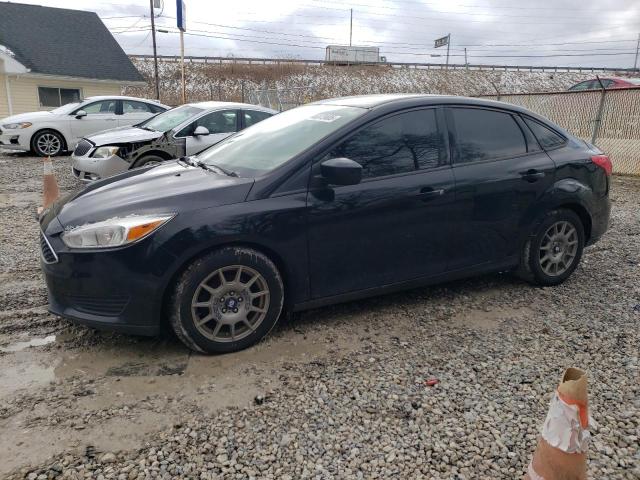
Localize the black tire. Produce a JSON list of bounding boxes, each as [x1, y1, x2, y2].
[[169, 247, 284, 354], [519, 209, 585, 286], [31, 130, 65, 157], [132, 154, 166, 169]]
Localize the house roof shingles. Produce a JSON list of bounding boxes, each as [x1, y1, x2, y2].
[[0, 2, 144, 83]]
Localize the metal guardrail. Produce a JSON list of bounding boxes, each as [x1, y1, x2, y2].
[[129, 55, 640, 74]]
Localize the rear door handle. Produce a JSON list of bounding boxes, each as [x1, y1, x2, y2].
[[419, 187, 445, 198], [520, 169, 545, 182]]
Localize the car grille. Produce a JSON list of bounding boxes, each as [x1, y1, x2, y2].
[[40, 231, 58, 264], [65, 294, 130, 316], [73, 139, 93, 157]]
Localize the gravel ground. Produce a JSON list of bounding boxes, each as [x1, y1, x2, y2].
[[0, 151, 638, 479]]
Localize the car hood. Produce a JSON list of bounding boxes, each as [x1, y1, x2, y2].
[[46, 161, 254, 230], [85, 126, 162, 146], [1, 111, 54, 124]]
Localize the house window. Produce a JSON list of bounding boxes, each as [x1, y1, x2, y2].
[[38, 87, 82, 108]]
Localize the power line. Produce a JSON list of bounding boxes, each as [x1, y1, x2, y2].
[[305, 0, 628, 22]]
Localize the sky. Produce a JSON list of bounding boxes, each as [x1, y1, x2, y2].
[[11, 0, 640, 68]]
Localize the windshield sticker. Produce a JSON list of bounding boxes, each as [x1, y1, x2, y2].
[[307, 113, 343, 123]]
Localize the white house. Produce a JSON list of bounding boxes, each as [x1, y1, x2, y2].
[[0, 2, 146, 118]]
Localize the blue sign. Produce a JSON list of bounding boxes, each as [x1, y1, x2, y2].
[[176, 0, 186, 31]]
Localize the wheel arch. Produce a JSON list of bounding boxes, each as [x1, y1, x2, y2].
[[131, 149, 174, 168], [159, 240, 292, 330], [554, 202, 592, 242], [30, 127, 69, 153]]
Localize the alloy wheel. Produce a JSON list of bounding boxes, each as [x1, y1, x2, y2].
[[191, 265, 270, 342], [36, 133, 61, 155], [539, 221, 579, 277]]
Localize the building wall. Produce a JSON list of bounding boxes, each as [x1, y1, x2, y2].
[[0, 74, 9, 118], [0, 75, 123, 118]]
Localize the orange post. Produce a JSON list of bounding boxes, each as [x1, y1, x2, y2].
[[42, 156, 60, 212]]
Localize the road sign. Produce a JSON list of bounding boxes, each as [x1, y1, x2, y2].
[[434, 35, 449, 48], [176, 0, 186, 31]]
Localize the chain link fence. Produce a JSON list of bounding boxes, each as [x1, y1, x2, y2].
[[246, 87, 317, 112], [482, 88, 640, 175]]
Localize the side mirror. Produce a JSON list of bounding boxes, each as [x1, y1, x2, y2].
[[193, 126, 210, 136], [75, 110, 87, 119], [320, 157, 362, 186]]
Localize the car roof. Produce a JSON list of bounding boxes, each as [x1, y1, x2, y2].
[[185, 101, 277, 113], [84, 95, 168, 106], [311, 94, 536, 115]]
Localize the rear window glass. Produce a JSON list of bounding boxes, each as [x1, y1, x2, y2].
[[450, 108, 527, 163], [523, 117, 566, 150]]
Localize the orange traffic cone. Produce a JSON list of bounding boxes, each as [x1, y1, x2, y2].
[[41, 156, 60, 214], [524, 367, 590, 480]]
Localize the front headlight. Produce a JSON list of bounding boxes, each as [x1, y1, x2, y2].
[[61, 214, 174, 249], [92, 146, 121, 159], [2, 122, 32, 129]]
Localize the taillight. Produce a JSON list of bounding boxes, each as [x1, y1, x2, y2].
[[591, 155, 612, 176]]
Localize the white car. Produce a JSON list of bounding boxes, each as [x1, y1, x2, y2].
[[0, 96, 168, 156], [71, 102, 277, 182]]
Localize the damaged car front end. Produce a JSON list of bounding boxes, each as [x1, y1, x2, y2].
[[71, 102, 276, 183]]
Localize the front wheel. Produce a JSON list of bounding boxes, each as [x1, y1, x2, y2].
[[520, 209, 585, 286], [32, 130, 64, 157], [169, 247, 284, 354], [132, 154, 165, 169]]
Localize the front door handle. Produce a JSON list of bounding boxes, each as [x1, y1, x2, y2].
[[520, 169, 545, 182]]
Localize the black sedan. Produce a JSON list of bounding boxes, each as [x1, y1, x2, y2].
[[40, 95, 611, 353]]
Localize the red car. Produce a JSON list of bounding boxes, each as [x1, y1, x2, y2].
[[569, 77, 640, 91]]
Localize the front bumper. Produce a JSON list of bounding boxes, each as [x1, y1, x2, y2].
[[39, 225, 176, 336], [0, 130, 31, 151], [71, 153, 130, 183]]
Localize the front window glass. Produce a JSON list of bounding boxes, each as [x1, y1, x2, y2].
[[197, 105, 366, 177], [82, 100, 117, 114], [324, 109, 444, 179], [177, 110, 237, 137], [140, 105, 204, 132]]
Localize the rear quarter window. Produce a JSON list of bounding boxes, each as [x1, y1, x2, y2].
[[523, 117, 566, 150]]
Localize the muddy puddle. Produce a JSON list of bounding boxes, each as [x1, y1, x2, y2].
[[0, 323, 361, 476]]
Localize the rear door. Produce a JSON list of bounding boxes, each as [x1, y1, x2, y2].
[[69, 99, 119, 141], [241, 109, 274, 129], [180, 109, 239, 155], [446, 106, 556, 270], [306, 107, 455, 298], [119, 100, 158, 127]]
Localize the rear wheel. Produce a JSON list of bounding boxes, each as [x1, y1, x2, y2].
[[520, 209, 585, 286], [169, 247, 284, 354]]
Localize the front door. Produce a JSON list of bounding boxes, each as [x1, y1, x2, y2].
[[445, 106, 556, 270], [182, 109, 238, 155], [306, 108, 455, 299], [69, 99, 119, 143]]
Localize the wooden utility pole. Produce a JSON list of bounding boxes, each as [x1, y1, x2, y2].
[[149, 0, 160, 100], [634, 32, 640, 71]]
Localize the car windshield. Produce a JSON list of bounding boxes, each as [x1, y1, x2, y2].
[[51, 102, 81, 114], [196, 104, 366, 177], [139, 105, 205, 132]]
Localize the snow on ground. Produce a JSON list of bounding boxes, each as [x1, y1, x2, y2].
[[126, 58, 600, 106]]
